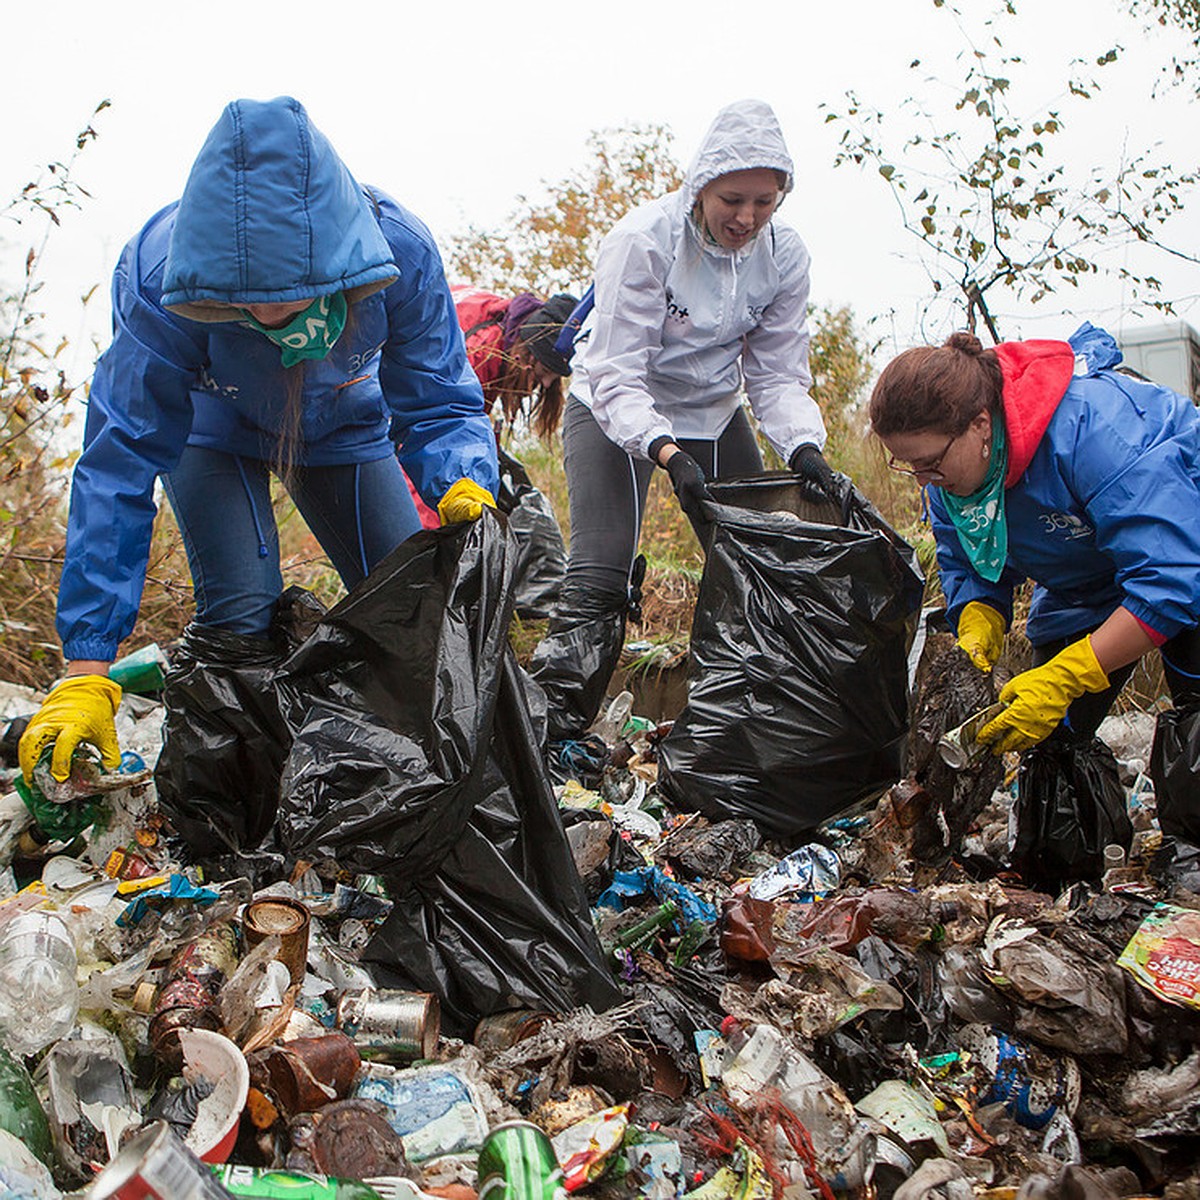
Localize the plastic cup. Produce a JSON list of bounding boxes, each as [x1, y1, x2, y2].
[[177, 1029, 249, 1164]]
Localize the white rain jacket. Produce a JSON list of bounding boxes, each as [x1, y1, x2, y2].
[[570, 99, 826, 461]]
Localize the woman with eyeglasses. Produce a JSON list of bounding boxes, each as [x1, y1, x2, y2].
[[18, 96, 499, 799], [869, 324, 1200, 795]]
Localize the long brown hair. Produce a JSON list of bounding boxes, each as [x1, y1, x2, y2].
[[272, 301, 361, 487], [489, 351, 565, 441], [869, 331, 1003, 438]]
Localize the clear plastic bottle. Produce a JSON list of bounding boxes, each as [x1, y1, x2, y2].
[[0, 911, 80, 1056], [594, 690, 634, 744]]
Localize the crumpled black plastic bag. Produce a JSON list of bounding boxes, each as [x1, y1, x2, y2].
[[273, 511, 619, 1032], [1150, 703, 1200, 845], [496, 446, 566, 620], [155, 625, 289, 859], [658, 474, 924, 839], [1012, 737, 1132, 891]]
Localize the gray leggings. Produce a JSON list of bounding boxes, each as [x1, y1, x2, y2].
[[558, 396, 763, 610]]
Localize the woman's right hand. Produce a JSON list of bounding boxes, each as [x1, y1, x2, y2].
[[956, 601, 1008, 674], [18, 674, 123, 784], [662, 447, 712, 525]]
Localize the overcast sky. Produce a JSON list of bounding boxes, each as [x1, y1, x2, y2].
[[4, 0, 1197, 383]]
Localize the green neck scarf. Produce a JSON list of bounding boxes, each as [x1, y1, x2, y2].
[[940, 417, 1009, 583], [242, 292, 347, 367]]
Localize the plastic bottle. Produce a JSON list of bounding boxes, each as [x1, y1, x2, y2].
[[594, 690, 634, 744], [0, 910, 80, 1056], [0, 1045, 55, 1165]]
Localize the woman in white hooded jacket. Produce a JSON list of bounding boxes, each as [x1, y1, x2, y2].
[[531, 99, 830, 744]]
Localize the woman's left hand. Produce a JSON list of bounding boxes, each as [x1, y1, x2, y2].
[[977, 636, 1109, 754], [438, 478, 497, 524]]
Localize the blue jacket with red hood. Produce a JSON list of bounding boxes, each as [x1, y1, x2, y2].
[[931, 323, 1200, 647]]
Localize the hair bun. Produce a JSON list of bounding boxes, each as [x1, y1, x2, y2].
[[945, 331, 984, 356]]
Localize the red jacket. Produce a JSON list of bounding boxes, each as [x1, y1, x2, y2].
[[452, 286, 510, 408]]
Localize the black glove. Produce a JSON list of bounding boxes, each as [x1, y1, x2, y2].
[[790, 444, 836, 493], [665, 450, 712, 525]]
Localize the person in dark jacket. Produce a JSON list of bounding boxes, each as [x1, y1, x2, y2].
[[869, 324, 1200, 836], [19, 96, 499, 785]]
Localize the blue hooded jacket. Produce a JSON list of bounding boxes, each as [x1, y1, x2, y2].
[[57, 97, 498, 663], [932, 323, 1200, 647]]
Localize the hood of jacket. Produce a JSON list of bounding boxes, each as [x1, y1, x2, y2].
[[996, 336, 1076, 485], [680, 99, 795, 213], [162, 97, 399, 320]]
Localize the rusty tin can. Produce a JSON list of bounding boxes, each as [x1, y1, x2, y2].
[[938, 702, 1006, 770], [477, 1119, 567, 1200], [241, 896, 311, 987], [88, 1121, 233, 1200], [473, 1010, 553, 1054], [150, 921, 239, 1068], [249, 1032, 361, 1118], [335, 987, 440, 1062]]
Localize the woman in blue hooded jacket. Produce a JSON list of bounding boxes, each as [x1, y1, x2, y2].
[[19, 97, 499, 785], [869, 323, 1200, 841]]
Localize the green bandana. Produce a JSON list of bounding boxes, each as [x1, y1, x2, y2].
[[940, 417, 1009, 583], [242, 292, 347, 367]]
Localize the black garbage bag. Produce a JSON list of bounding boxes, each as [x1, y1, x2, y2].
[[155, 627, 289, 859], [273, 510, 620, 1033], [1012, 737, 1132, 891], [495, 446, 566, 620], [529, 607, 627, 742], [1150, 703, 1200, 845], [658, 474, 924, 839]]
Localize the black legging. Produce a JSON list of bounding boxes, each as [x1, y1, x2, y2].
[[530, 397, 765, 740], [557, 396, 764, 607]]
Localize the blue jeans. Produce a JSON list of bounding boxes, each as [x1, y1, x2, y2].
[[163, 446, 421, 636]]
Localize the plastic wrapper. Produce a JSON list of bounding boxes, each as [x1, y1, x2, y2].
[[1117, 903, 1200, 1011], [495, 446, 566, 620], [658, 474, 923, 838], [1012, 737, 1132, 892], [981, 920, 1128, 1057], [271, 513, 618, 1033]]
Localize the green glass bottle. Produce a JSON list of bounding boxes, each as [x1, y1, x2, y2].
[[0, 1045, 55, 1166]]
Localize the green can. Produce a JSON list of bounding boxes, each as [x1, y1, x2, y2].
[[477, 1120, 567, 1200]]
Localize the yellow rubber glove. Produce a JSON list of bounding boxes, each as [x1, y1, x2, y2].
[[437, 478, 497, 525], [977, 637, 1109, 755], [956, 601, 1007, 674], [18, 675, 123, 784]]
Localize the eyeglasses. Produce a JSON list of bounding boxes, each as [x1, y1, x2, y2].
[[886, 432, 960, 482]]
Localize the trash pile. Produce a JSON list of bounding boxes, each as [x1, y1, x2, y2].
[[2, 631, 1200, 1200], [3, 497, 1200, 1200]]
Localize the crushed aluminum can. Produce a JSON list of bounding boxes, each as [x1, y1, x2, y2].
[[477, 1119, 567, 1200], [938, 702, 1007, 770], [958, 1023, 1081, 1130], [747, 843, 840, 902], [87, 1121, 233, 1200]]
